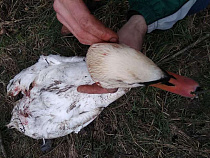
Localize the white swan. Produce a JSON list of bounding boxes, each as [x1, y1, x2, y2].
[[7, 43, 199, 139]]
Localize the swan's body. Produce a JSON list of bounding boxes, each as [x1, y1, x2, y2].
[[7, 43, 199, 139], [7, 55, 127, 139]]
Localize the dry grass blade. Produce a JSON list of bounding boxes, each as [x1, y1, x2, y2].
[[0, 131, 7, 158], [160, 34, 210, 63], [67, 135, 78, 158]]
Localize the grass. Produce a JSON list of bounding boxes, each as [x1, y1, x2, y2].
[[0, 0, 210, 157]]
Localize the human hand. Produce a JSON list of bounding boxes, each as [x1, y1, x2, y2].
[[53, 0, 118, 45]]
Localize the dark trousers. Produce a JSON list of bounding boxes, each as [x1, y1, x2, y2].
[[188, 0, 210, 15]]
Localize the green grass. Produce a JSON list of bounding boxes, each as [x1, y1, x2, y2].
[[1, 0, 210, 157]]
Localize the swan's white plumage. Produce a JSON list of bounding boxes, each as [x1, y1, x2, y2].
[[87, 43, 166, 88], [7, 43, 168, 139], [7, 55, 127, 139]]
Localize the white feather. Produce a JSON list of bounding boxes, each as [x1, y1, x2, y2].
[[7, 55, 127, 139], [7, 43, 167, 139]]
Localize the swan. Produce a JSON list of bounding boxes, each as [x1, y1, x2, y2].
[[7, 43, 199, 139]]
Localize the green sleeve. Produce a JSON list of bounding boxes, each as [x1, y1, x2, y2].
[[128, 0, 189, 25]]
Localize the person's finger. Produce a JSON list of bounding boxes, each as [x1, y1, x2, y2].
[[61, 25, 71, 35], [76, 14, 118, 42], [54, 0, 118, 44], [77, 83, 118, 94], [55, 13, 74, 35], [55, 0, 100, 44], [55, 1, 105, 45], [61, 0, 118, 42], [56, 13, 103, 45]]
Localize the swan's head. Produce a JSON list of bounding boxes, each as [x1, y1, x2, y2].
[[86, 43, 199, 98]]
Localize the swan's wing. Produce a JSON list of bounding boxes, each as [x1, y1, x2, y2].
[[8, 55, 128, 139], [7, 58, 47, 96], [8, 81, 127, 139], [7, 55, 84, 96]]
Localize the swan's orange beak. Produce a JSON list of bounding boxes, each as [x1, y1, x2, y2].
[[150, 72, 200, 98]]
